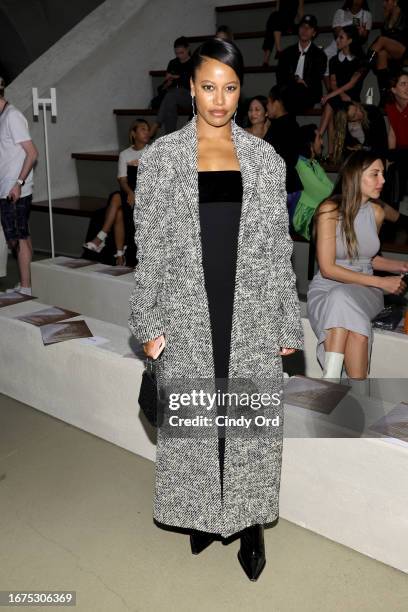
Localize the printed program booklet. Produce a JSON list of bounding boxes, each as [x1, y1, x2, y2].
[[96, 267, 133, 276], [14, 306, 79, 326], [369, 402, 408, 443], [284, 375, 351, 415], [40, 320, 93, 346], [56, 258, 95, 269], [0, 292, 36, 308]]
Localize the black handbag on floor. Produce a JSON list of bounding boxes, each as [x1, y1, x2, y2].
[[138, 358, 164, 427], [372, 305, 404, 331]]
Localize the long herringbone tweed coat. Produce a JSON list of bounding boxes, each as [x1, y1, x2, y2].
[[129, 117, 304, 538]]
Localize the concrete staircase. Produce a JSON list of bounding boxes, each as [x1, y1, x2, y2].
[[30, 0, 407, 275]]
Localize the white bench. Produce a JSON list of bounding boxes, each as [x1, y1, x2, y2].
[[0, 298, 155, 462], [31, 257, 134, 327], [31, 258, 408, 379]]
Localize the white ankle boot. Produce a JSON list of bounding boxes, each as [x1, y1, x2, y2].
[[348, 377, 370, 397], [322, 351, 344, 382]]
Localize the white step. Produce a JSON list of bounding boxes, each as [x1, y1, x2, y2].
[[31, 257, 408, 380], [0, 297, 155, 461], [31, 257, 135, 327]]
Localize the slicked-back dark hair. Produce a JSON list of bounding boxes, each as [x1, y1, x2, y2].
[[191, 38, 244, 85]]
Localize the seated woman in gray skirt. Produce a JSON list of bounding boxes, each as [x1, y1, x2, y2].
[[307, 151, 408, 384]]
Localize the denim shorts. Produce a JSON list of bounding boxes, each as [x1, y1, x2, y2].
[[0, 194, 32, 241]]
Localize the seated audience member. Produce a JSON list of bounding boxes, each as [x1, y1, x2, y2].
[[215, 25, 234, 41], [245, 95, 270, 138], [83, 119, 150, 265], [150, 37, 193, 138], [386, 70, 408, 149], [307, 151, 408, 387], [264, 86, 303, 204], [332, 101, 388, 165], [293, 124, 334, 239], [379, 199, 408, 233], [277, 15, 328, 114], [319, 26, 366, 159], [325, 0, 372, 61], [262, 0, 304, 65], [367, 0, 408, 104], [384, 70, 408, 206]]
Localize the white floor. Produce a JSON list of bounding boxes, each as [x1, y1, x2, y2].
[[1, 393, 408, 612]]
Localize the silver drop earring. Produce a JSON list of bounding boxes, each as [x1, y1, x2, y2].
[[233, 110, 237, 123], [191, 95, 197, 117]]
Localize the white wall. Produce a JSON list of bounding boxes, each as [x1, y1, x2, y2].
[[6, 0, 244, 202]]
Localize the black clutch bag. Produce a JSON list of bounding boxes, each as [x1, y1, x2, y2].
[[138, 358, 164, 427], [372, 305, 404, 331]]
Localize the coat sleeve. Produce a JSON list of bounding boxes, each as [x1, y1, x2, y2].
[[262, 147, 304, 350], [128, 143, 166, 344]]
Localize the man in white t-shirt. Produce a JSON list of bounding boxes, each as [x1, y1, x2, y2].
[[0, 77, 38, 295]]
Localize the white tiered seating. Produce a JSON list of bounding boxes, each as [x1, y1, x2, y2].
[[31, 258, 408, 378], [0, 298, 155, 461], [31, 257, 134, 327]]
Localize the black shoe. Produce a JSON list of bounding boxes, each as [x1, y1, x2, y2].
[[237, 524, 266, 581], [190, 531, 216, 555]]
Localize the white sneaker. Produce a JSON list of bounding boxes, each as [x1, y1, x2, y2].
[[6, 284, 21, 293], [19, 286, 32, 296], [6, 284, 32, 296]]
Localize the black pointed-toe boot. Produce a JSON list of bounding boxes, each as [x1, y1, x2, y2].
[[190, 531, 216, 555], [237, 524, 266, 581]]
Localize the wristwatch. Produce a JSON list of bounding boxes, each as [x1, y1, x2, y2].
[[16, 178, 25, 186]]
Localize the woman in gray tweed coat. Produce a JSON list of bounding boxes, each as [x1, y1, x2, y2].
[[129, 39, 303, 581]]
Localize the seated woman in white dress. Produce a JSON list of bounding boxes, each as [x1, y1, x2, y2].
[[307, 151, 408, 384]]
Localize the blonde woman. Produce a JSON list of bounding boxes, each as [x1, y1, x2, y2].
[[332, 101, 388, 165]]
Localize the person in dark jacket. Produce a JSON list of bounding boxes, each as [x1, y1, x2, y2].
[[150, 37, 193, 137], [276, 14, 328, 114], [264, 85, 303, 217], [262, 0, 304, 65]]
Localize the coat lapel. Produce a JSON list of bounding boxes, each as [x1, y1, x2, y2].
[[174, 117, 260, 234], [174, 118, 200, 233], [231, 121, 259, 229]]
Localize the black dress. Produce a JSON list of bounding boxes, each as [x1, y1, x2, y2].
[[198, 170, 243, 498], [328, 53, 365, 110]]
